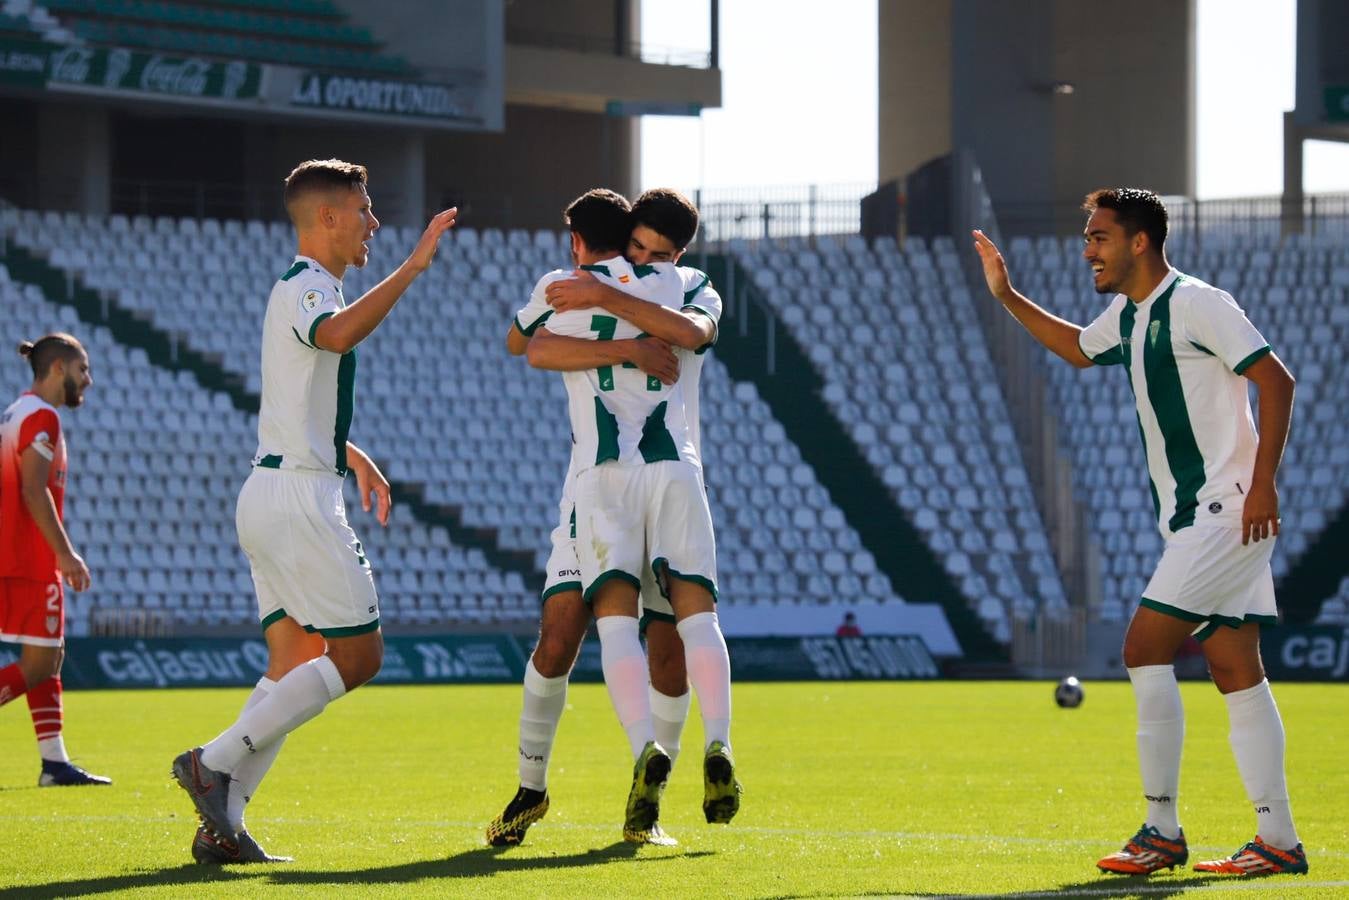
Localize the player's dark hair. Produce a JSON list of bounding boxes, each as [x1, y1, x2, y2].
[[564, 189, 631, 256], [1082, 188, 1168, 253], [18, 332, 83, 378], [631, 188, 699, 250], [284, 159, 368, 222]]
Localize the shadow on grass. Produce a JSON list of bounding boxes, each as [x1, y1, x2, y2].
[[758, 871, 1230, 899], [0, 840, 711, 898]]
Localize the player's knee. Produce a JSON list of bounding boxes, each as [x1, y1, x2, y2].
[[1207, 658, 1264, 694], [533, 633, 580, 677], [20, 647, 62, 684]]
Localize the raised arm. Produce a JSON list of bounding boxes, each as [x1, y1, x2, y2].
[[546, 273, 712, 351], [526, 328, 679, 385], [1239, 352, 1296, 545], [972, 230, 1092, 368], [314, 207, 457, 354], [19, 447, 89, 591]]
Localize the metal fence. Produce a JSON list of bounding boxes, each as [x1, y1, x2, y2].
[[996, 193, 1349, 244], [689, 183, 875, 245]]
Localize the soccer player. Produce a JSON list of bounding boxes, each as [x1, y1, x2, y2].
[[973, 188, 1305, 877], [171, 159, 457, 863], [0, 333, 110, 787], [488, 189, 727, 847], [514, 188, 739, 843]]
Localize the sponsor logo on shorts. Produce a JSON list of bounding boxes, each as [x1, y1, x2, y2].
[[557, 568, 580, 579], [368, 605, 376, 614], [1208, 501, 1223, 514], [242, 735, 255, 753]]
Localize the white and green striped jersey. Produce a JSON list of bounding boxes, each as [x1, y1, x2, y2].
[[1079, 269, 1271, 539], [515, 257, 717, 476], [251, 255, 357, 477]]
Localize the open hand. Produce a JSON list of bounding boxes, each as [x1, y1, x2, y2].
[[545, 270, 604, 312], [407, 207, 458, 273], [972, 229, 1015, 303]]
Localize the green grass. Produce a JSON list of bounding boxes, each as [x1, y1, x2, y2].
[[1, 680, 1346, 898]]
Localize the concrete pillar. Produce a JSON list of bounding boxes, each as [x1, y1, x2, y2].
[[37, 104, 110, 215], [878, 0, 952, 186]]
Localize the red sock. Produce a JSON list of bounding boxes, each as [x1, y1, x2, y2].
[[27, 675, 63, 742], [0, 663, 27, 707]]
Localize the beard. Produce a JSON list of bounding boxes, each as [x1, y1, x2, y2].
[[63, 375, 83, 407], [1093, 257, 1132, 295]]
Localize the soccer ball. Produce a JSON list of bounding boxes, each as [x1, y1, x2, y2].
[[1054, 676, 1084, 708]]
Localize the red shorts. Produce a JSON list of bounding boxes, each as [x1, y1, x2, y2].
[[0, 577, 65, 647]]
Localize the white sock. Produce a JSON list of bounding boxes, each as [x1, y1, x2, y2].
[[37, 735, 69, 763], [650, 687, 691, 769], [595, 616, 654, 759], [200, 656, 345, 774], [1225, 679, 1299, 849], [228, 677, 285, 832], [676, 611, 732, 751], [1127, 664, 1184, 839], [518, 659, 568, 791]]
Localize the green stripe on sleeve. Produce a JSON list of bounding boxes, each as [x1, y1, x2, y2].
[[683, 273, 710, 304], [1233, 345, 1272, 375], [515, 310, 554, 337], [308, 310, 334, 348]]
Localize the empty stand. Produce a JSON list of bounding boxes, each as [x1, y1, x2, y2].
[[3, 208, 916, 633], [728, 233, 1069, 642]]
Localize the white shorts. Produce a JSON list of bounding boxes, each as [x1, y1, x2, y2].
[[236, 467, 380, 637], [574, 460, 717, 605], [1140, 523, 1277, 638], [541, 495, 676, 629]]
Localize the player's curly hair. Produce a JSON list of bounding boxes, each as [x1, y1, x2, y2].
[[18, 332, 84, 378], [283, 159, 368, 222], [632, 188, 699, 251], [1083, 188, 1168, 253], [564, 188, 631, 256]]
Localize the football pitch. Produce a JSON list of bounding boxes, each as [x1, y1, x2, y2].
[[1, 680, 1346, 898]]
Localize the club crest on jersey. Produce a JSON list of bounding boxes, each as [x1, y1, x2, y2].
[[618, 274, 631, 284], [301, 289, 324, 311], [1149, 320, 1162, 347]]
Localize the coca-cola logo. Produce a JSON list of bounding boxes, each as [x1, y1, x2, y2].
[[50, 47, 94, 83], [139, 55, 210, 96]]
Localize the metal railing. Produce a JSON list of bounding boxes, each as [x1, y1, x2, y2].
[[689, 182, 875, 245], [993, 192, 1349, 244]]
